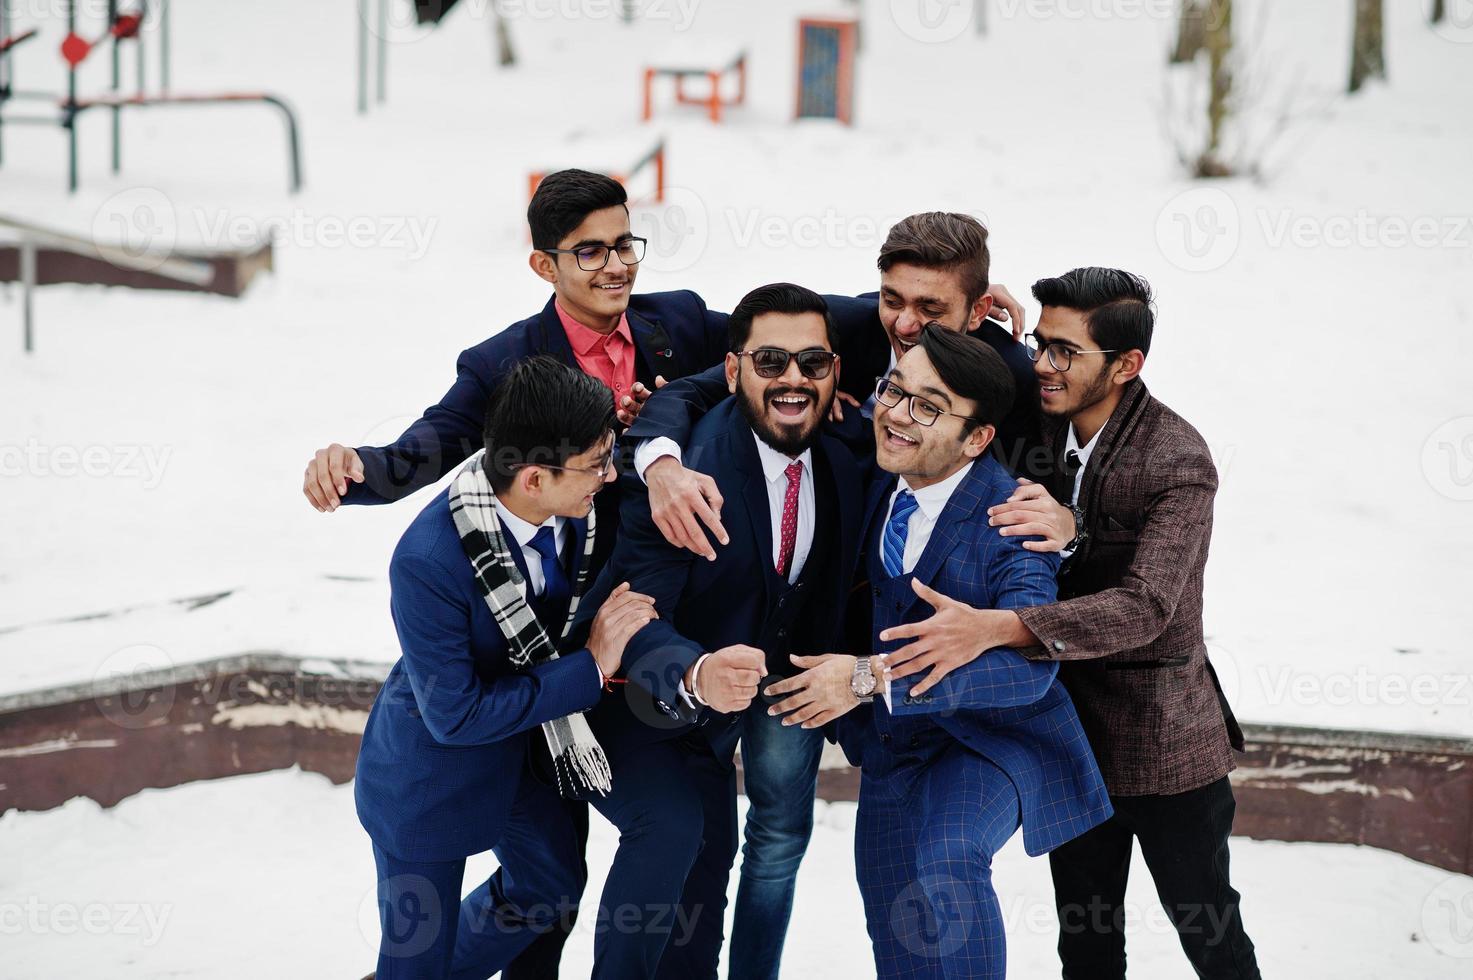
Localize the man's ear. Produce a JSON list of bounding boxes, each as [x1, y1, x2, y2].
[[517, 465, 543, 498], [529, 249, 558, 286], [963, 423, 996, 459], [725, 352, 740, 394], [1111, 350, 1146, 386], [966, 291, 995, 332]]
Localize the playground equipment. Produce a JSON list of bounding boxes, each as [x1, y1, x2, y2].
[[527, 137, 667, 208], [1, 213, 273, 354], [641, 48, 747, 124], [795, 17, 857, 125], [0, 0, 301, 193]]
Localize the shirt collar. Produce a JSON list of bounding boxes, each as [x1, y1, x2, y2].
[[750, 429, 813, 485], [555, 299, 633, 356], [1066, 423, 1103, 468], [492, 497, 563, 548], [898, 459, 975, 521]]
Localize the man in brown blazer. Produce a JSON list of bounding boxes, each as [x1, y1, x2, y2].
[[881, 267, 1260, 979]]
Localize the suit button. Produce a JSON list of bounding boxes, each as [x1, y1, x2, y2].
[[880, 734, 891, 744], [909, 735, 920, 749], [1053, 640, 1067, 652], [873, 587, 881, 598], [777, 628, 787, 639]]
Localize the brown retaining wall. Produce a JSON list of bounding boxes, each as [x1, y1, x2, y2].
[[2, 654, 1469, 875]]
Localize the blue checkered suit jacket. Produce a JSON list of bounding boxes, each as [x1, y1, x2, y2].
[[355, 487, 604, 863], [839, 455, 1113, 855]]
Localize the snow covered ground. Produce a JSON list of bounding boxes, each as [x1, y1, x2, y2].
[[1, 767, 1470, 977], [2, 2, 1470, 737]]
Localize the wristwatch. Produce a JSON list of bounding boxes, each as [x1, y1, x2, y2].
[[850, 657, 877, 703], [1064, 504, 1088, 553]]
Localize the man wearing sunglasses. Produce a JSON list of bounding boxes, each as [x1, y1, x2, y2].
[[882, 269, 1260, 979], [569, 283, 867, 978]]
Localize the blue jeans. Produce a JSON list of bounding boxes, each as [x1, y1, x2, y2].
[[729, 697, 825, 980]]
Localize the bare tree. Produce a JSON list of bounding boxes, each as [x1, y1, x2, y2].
[[492, 5, 515, 66], [1172, 0, 1208, 64], [1349, 0, 1385, 93], [1430, 0, 1446, 23], [1196, 0, 1233, 175], [976, 0, 989, 36]]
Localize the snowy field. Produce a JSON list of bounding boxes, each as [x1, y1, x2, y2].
[[4, 0, 1471, 739], [2, 2, 1472, 977], [0, 767, 1469, 978]]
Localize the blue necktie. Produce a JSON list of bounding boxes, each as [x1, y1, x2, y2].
[[882, 490, 919, 578], [527, 526, 571, 604]]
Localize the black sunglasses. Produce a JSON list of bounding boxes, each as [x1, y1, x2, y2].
[[736, 348, 838, 380]]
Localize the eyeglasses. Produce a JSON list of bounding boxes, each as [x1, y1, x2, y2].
[[1022, 332, 1118, 373], [872, 376, 978, 428], [519, 443, 618, 481], [736, 348, 839, 380], [542, 237, 647, 272]]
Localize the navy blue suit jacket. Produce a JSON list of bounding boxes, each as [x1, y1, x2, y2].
[[345, 291, 729, 506], [838, 456, 1113, 855], [575, 399, 865, 751], [355, 487, 604, 863]]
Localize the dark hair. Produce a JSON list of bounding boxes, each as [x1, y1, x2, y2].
[[727, 282, 838, 353], [1030, 267, 1155, 359], [877, 212, 991, 307], [916, 324, 1015, 431], [527, 169, 628, 251], [481, 355, 615, 493]]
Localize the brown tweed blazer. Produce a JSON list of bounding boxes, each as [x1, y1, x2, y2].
[[1017, 379, 1244, 796]]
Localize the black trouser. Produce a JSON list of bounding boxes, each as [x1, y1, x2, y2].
[[500, 791, 589, 979], [1048, 776, 1260, 980]]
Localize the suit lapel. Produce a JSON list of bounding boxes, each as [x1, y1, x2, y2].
[[533, 296, 579, 368], [903, 462, 989, 615], [1077, 379, 1150, 515], [727, 407, 778, 607], [627, 305, 681, 382]]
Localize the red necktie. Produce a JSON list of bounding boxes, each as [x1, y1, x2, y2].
[[776, 460, 803, 580]]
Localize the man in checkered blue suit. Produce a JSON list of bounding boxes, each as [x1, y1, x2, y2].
[[773, 325, 1111, 978]]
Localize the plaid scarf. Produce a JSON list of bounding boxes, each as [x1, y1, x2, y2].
[[448, 452, 612, 797]]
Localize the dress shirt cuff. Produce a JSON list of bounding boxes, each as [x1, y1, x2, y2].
[[633, 438, 684, 484], [678, 652, 711, 709]]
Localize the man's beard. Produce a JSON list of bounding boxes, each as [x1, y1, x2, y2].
[[737, 383, 829, 455], [1050, 367, 1112, 420]]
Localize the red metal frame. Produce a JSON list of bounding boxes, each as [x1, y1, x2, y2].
[[642, 52, 745, 124]]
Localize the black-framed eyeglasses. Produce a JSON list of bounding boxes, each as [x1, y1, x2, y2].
[[736, 348, 838, 380], [872, 376, 978, 428], [517, 439, 619, 481], [542, 237, 647, 272], [1023, 332, 1117, 373]]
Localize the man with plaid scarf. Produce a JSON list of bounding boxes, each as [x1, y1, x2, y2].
[[355, 356, 657, 979]]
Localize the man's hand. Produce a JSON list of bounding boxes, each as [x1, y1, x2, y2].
[[984, 283, 1026, 341], [829, 390, 861, 424], [303, 443, 365, 512], [878, 580, 993, 696], [616, 375, 667, 427], [688, 644, 765, 714], [586, 582, 659, 678], [765, 654, 862, 729], [988, 479, 1075, 552], [646, 456, 728, 561]]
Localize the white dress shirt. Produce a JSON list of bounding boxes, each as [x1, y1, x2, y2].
[[751, 433, 815, 584], [678, 430, 814, 709], [875, 460, 974, 708], [878, 460, 976, 575], [1063, 423, 1103, 507], [492, 498, 567, 598]]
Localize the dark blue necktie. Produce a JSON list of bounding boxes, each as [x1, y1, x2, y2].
[[882, 490, 919, 578], [527, 526, 571, 604]]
